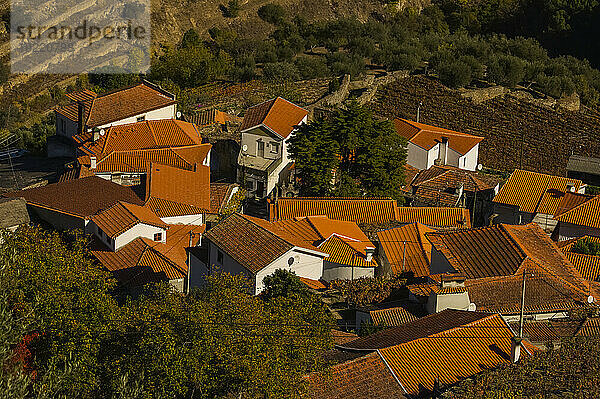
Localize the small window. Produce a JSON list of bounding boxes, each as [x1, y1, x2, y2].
[[154, 232, 162, 242], [246, 180, 254, 190], [271, 142, 280, 153], [137, 115, 146, 122], [288, 257, 294, 266], [217, 251, 224, 264]]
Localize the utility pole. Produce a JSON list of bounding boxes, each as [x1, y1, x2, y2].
[[519, 270, 527, 338], [402, 241, 407, 273]]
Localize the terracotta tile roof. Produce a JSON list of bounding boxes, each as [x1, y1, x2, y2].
[[396, 207, 471, 228], [318, 235, 377, 268], [554, 192, 595, 217], [377, 223, 435, 277], [340, 309, 491, 351], [304, 352, 406, 399], [554, 194, 600, 229], [57, 83, 176, 128], [508, 320, 581, 342], [493, 169, 583, 214], [559, 236, 600, 252], [145, 163, 210, 211], [204, 213, 326, 274], [273, 215, 377, 268], [366, 302, 426, 327], [393, 118, 484, 155], [565, 252, 600, 281], [210, 183, 238, 214], [407, 283, 435, 298], [91, 224, 203, 286], [91, 201, 168, 238], [241, 97, 308, 139], [576, 317, 600, 336], [299, 277, 326, 290], [404, 164, 420, 187], [270, 197, 399, 224], [4, 176, 144, 218], [185, 108, 242, 127], [144, 197, 205, 218], [378, 313, 529, 396], [331, 329, 358, 346], [430, 285, 468, 294], [58, 164, 94, 182]]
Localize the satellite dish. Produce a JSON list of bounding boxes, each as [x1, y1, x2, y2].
[[468, 303, 477, 312], [99, 129, 105, 136], [176, 111, 182, 118], [476, 164, 483, 171], [242, 144, 248, 152], [588, 295, 595, 303]]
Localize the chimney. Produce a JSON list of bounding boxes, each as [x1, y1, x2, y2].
[[92, 129, 100, 142], [439, 136, 449, 165], [90, 156, 97, 169], [77, 101, 85, 135], [365, 247, 375, 262], [510, 337, 522, 363]]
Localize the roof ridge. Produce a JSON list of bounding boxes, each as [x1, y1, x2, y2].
[[146, 120, 158, 145], [238, 213, 296, 249], [500, 224, 536, 265], [556, 194, 600, 221], [522, 257, 591, 299]]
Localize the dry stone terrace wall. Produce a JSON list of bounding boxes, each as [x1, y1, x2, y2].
[[372, 76, 600, 176]]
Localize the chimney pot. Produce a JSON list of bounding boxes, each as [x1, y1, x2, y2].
[[90, 156, 97, 169], [365, 246, 375, 262], [510, 337, 522, 363]]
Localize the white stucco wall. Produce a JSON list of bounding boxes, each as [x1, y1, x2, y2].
[[160, 214, 204, 225], [459, 144, 480, 171], [427, 291, 471, 313], [321, 260, 375, 281], [406, 142, 430, 170], [114, 223, 166, 250]]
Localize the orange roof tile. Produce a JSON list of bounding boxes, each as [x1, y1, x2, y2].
[[396, 207, 471, 228], [367, 302, 425, 327], [565, 252, 600, 281], [576, 318, 600, 336], [554, 192, 595, 217], [270, 197, 399, 224], [378, 313, 528, 396], [493, 169, 583, 214], [299, 277, 326, 290], [210, 183, 238, 214], [241, 97, 308, 139], [555, 194, 600, 229], [146, 163, 210, 211], [91, 201, 168, 238], [57, 82, 176, 128], [377, 223, 435, 277], [318, 235, 377, 268], [393, 118, 484, 155], [144, 197, 205, 218]]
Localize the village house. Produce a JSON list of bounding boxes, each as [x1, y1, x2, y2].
[[404, 165, 500, 226], [199, 213, 378, 294], [377, 222, 435, 278], [331, 309, 534, 398], [393, 118, 484, 171], [418, 223, 597, 321], [557, 236, 600, 282], [566, 154, 600, 186], [493, 169, 585, 232], [50, 81, 177, 157], [237, 97, 309, 199], [71, 119, 211, 186], [553, 194, 600, 241], [355, 301, 426, 332]]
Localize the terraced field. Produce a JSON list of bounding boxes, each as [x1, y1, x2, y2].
[[373, 76, 600, 176]]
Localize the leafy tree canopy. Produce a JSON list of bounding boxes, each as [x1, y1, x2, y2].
[[261, 269, 312, 300], [288, 101, 407, 200], [571, 237, 600, 256]]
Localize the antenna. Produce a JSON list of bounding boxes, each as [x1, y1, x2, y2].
[[416, 101, 423, 123]]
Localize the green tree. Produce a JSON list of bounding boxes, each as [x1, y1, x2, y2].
[[438, 60, 473, 88], [257, 3, 286, 25], [571, 238, 600, 256], [261, 269, 311, 300]]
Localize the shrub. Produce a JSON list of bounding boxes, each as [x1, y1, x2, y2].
[[180, 29, 201, 49], [223, 0, 240, 18], [262, 62, 300, 82], [327, 52, 365, 78], [329, 275, 407, 307], [294, 57, 330, 79], [487, 54, 526, 87], [257, 3, 286, 25], [438, 60, 472, 88], [571, 238, 600, 256]]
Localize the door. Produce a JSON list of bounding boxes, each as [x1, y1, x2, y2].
[[257, 141, 265, 157], [256, 181, 265, 197]]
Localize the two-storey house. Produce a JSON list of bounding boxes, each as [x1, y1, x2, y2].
[[237, 97, 308, 199]]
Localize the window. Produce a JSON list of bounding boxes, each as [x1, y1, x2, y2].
[[60, 119, 66, 134], [271, 142, 280, 153], [137, 115, 146, 122], [217, 251, 223, 264], [154, 232, 162, 242], [246, 180, 254, 190], [257, 140, 265, 157]]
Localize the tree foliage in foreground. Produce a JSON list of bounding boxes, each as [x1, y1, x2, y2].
[[0, 227, 333, 398], [446, 337, 600, 399], [288, 101, 407, 200]]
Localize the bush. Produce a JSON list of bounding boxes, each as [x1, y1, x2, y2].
[[327, 52, 365, 78], [487, 54, 526, 87], [329, 275, 407, 307], [438, 60, 472, 88], [294, 57, 330, 79], [223, 0, 240, 18], [180, 28, 201, 49], [571, 238, 600, 256], [257, 3, 286, 25], [262, 62, 300, 82]]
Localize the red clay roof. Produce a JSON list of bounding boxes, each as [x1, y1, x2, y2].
[[304, 351, 406, 399], [365, 302, 426, 327], [565, 252, 600, 281], [241, 97, 308, 139], [4, 176, 144, 218], [146, 163, 210, 211], [299, 277, 326, 290], [493, 169, 584, 214], [554, 194, 600, 229], [377, 223, 435, 277], [396, 207, 471, 229], [210, 183, 238, 214], [91, 201, 167, 238], [144, 197, 206, 218], [554, 192, 595, 217], [378, 312, 528, 396], [57, 83, 176, 128], [270, 197, 399, 224], [393, 118, 484, 155]]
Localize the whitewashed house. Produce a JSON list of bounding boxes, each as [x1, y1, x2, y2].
[[393, 118, 484, 171], [554, 194, 600, 241], [237, 97, 308, 199]]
